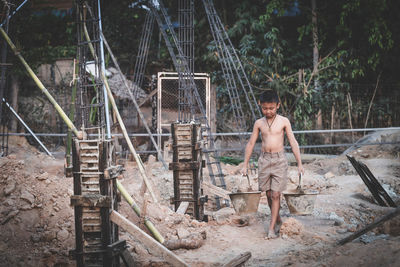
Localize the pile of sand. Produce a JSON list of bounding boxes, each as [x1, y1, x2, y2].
[[280, 218, 303, 236]]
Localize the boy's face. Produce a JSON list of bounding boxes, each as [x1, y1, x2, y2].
[[260, 102, 280, 119]]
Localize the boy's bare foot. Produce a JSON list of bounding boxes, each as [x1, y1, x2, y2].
[[265, 230, 278, 239], [274, 220, 282, 234]]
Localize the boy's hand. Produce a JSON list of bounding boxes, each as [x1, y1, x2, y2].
[[298, 165, 305, 176], [241, 167, 248, 176]]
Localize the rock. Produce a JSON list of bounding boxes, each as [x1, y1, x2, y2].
[[336, 228, 348, 234], [20, 190, 35, 204], [190, 220, 202, 228], [1, 209, 19, 225], [36, 172, 48, 181], [173, 217, 183, 225], [4, 180, 16, 196], [324, 172, 335, 179], [43, 231, 56, 242], [176, 227, 190, 239], [212, 207, 235, 224], [7, 154, 16, 160], [3, 198, 15, 207], [57, 229, 69, 242], [43, 248, 52, 257], [20, 204, 33, 210], [328, 212, 345, 226], [31, 234, 41, 243]]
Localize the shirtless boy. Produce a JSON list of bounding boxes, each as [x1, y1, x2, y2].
[[241, 90, 304, 239]]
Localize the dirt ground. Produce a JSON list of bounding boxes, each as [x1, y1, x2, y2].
[[1, 131, 399, 267]]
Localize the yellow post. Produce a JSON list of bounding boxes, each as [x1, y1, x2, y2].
[[0, 27, 81, 139], [116, 180, 164, 244]]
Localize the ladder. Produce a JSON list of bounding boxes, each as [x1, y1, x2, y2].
[[202, 0, 261, 124], [203, 0, 246, 134], [150, 0, 226, 208]]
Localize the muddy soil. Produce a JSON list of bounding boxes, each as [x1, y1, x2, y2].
[[0, 133, 399, 267]]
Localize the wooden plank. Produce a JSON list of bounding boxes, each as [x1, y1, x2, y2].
[[338, 206, 400, 246], [137, 89, 157, 107], [222, 251, 252, 267], [176, 202, 190, 214], [202, 181, 230, 200], [70, 194, 111, 207], [120, 249, 136, 267], [110, 211, 188, 267], [169, 162, 201, 171]]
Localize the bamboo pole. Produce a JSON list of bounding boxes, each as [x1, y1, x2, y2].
[[0, 27, 81, 139], [100, 31, 168, 169], [116, 180, 164, 244], [80, 15, 158, 203], [103, 75, 158, 202], [364, 73, 381, 135]]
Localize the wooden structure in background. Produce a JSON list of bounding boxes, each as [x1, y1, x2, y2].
[[170, 122, 206, 220]]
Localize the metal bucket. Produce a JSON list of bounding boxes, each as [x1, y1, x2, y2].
[[229, 191, 261, 215], [283, 189, 318, 215]]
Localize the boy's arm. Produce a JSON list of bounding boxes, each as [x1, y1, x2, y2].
[[241, 121, 260, 175], [284, 118, 304, 175]]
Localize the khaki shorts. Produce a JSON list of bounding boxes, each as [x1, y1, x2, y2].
[[258, 151, 288, 192]]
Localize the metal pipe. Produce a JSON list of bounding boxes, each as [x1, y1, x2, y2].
[[0, 0, 29, 27], [2, 98, 54, 157], [97, 0, 111, 139], [2, 127, 400, 137]]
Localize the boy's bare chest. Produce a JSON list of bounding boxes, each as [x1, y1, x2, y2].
[[260, 118, 285, 136]]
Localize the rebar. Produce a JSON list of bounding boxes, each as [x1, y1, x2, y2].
[[76, 0, 105, 139], [202, 0, 261, 125], [133, 9, 155, 98]]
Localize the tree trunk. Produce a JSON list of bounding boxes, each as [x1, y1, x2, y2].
[[311, 0, 319, 89], [316, 109, 322, 129]]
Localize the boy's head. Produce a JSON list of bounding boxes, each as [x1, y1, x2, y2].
[[259, 90, 280, 118]]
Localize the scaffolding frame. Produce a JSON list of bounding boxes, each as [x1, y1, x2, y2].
[[150, 0, 227, 208]]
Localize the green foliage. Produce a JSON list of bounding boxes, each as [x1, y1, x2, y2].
[[7, 6, 76, 76], [218, 156, 243, 166], [4, 0, 399, 135]]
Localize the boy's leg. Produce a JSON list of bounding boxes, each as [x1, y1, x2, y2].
[[268, 190, 281, 234], [266, 190, 282, 225]]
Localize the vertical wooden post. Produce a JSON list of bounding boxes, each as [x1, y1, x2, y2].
[[72, 139, 84, 266]]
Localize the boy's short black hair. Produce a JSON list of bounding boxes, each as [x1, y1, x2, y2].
[[259, 90, 279, 104]]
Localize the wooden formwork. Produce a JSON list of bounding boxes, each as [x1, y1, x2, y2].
[[70, 139, 124, 267], [170, 123, 205, 221]]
